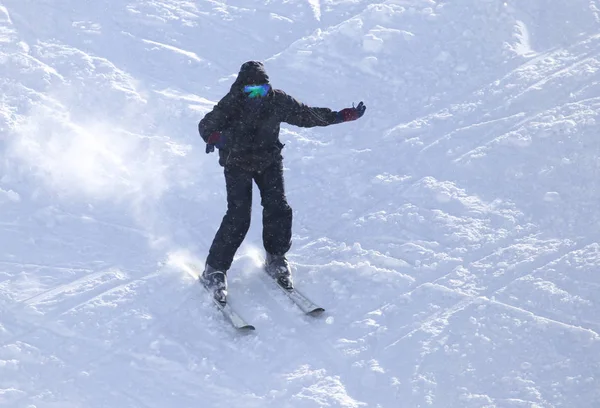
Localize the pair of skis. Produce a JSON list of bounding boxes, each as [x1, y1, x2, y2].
[[187, 263, 324, 331]]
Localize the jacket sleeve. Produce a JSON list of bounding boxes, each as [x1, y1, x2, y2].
[[198, 92, 238, 142], [278, 91, 339, 128]]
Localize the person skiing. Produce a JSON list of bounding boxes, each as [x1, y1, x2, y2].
[[197, 60, 366, 304]]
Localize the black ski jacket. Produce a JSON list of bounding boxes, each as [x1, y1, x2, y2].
[[198, 61, 340, 172]]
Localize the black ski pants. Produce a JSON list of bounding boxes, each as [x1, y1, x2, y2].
[[206, 160, 293, 272]]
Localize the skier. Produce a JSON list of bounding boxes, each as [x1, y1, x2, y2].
[[198, 61, 366, 304]]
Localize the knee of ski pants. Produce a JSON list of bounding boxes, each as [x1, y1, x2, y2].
[[264, 201, 292, 219], [261, 193, 292, 214], [227, 198, 252, 223]]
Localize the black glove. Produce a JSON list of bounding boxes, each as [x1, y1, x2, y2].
[[205, 131, 226, 154], [335, 101, 366, 123]]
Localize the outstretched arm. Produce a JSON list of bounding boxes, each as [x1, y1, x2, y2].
[[278, 91, 366, 128]]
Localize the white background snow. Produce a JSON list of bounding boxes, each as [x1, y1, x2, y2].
[[1, 0, 600, 407]]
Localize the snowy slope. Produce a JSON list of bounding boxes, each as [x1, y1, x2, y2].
[[1, 0, 600, 407]]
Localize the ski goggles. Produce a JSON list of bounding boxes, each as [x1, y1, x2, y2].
[[243, 84, 271, 98]]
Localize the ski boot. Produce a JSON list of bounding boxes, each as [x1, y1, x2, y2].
[[265, 253, 294, 290], [201, 264, 228, 305]]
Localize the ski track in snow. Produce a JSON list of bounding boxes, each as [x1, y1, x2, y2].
[[1, 0, 600, 407]]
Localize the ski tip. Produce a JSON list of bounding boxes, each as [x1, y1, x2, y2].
[[308, 307, 325, 316], [238, 324, 256, 331]]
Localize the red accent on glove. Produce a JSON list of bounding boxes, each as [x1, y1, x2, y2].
[[339, 108, 359, 122], [207, 131, 222, 144]]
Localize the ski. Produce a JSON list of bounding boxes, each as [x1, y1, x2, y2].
[[200, 280, 256, 331], [263, 265, 325, 316], [184, 263, 255, 331]]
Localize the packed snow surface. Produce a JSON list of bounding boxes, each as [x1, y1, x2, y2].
[[1, 0, 600, 407]]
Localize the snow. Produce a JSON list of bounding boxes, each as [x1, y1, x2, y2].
[[1, 0, 600, 407]]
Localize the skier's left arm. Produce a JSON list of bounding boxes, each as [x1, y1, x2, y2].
[[198, 92, 238, 152], [279, 91, 366, 128], [198, 104, 227, 143]]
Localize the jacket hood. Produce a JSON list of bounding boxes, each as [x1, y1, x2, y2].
[[232, 61, 270, 90]]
